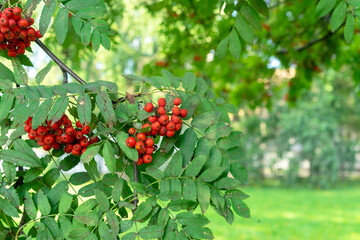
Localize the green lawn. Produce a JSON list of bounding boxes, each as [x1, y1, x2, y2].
[[208, 186, 360, 240]]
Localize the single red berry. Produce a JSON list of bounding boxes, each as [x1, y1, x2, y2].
[[129, 128, 136, 135], [138, 147, 146, 154], [55, 135, 63, 144], [144, 138, 154, 147], [43, 145, 51, 151], [158, 98, 166, 107], [158, 107, 166, 115], [151, 130, 158, 136], [158, 115, 169, 125], [44, 135, 54, 145], [62, 134, 71, 143], [137, 133, 146, 142], [51, 142, 61, 150], [82, 125, 91, 135], [64, 144, 73, 153], [151, 121, 161, 131], [38, 141, 45, 146], [144, 103, 154, 112], [66, 119, 72, 126], [54, 128, 63, 136], [76, 120, 83, 128], [4, 9, 13, 18], [180, 109, 188, 118], [81, 148, 87, 154], [175, 123, 182, 131], [28, 132, 36, 140], [90, 136, 99, 143], [80, 137, 89, 148], [13, 7, 22, 16], [25, 117, 32, 125], [146, 147, 154, 155], [75, 131, 83, 140], [172, 107, 181, 116], [51, 122, 60, 130], [137, 157, 143, 165], [72, 149, 81, 156], [0, 18, 8, 27], [126, 137, 136, 148], [148, 115, 157, 123], [24, 124, 31, 133], [35, 30, 42, 38], [142, 124, 151, 133], [36, 135, 44, 142], [8, 19, 16, 29], [65, 127, 75, 136], [59, 115, 68, 125], [73, 144, 81, 151], [166, 122, 175, 130], [171, 115, 180, 123], [135, 141, 145, 151], [7, 50, 17, 57], [27, 18, 34, 26], [143, 154, 152, 164], [173, 98, 181, 106], [166, 130, 175, 137], [37, 126, 47, 136], [18, 19, 29, 29], [159, 126, 167, 136]]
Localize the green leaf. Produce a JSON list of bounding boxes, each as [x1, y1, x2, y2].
[[225, 189, 250, 201], [65, 0, 97, 11], [0, 92, 14, 120], [130, 182, 147, 195], [330, 1, 347, 32], [47, 181, 69, 206], [91, 30, 101, 52], [217, 37, 228, 59], [157, 208, 169, 227], [177, 128, 197, 166], [349, 0, 360, 6], [81, 23, 92, 46], [39, 0, 56, 35], [2, 162, 16, 184], [183, 72, 196, 92], [94, 189, 110, 212], [55, 8, 69, 44], [37, 190, 51, 216], [235, 15, 254, 43], [116, 132, 138, 161], [0, 62, 15, 82], [184, 226, 214, 240], [344, 14, 355, 44], [316, 0, 337, 18], [229, 30, 241, 59], [122, 232, 137, 240], [0, 185, 19, 209], [146, 76, 171, 88], [176, 212, 210, 226], [84, 159, 100, 180], [72, 17, 83, 35], [167, 199, 197, 211], [139, 226, 163, 239], [120, 220, 134, 233], [48, 96, 69, 123], [32, 99, 53, 129], [240, 3, 262, 30], [205, 123, 232, 140], [184, 155, 207, 177], [77, 93, 92, 125], [100, 34, 111, 50], [96, 91, 116, 124], [24, 192, 37, 220], [182, 178, 197, 202], [196, 181, 210, 214], [60, 155, 81, 171], [106, 210, 120, 238], [199, 167, 226, 182], [59, 193, 73, 214], [0, 198, 18, 217], [112, 178, 124, 202], [191, 111, 221, 129], [195, 77, 208, 95], [103, 141, 116, 173], [248, 0, 269, 17], [132, 197, 156, 221], [76, 6, 107, 19], [68, 227, 91, 239], [43, 217, 62, 239], [80, 144, 101, 163], [217, 131, 242, 150], [230, 162, 248, 184], [69, 172, 91, 185], [75, 212, 99, 226], [230, 195, 250, 218], [98, 222, 113, 240], [35, 61, 52, 85], [164, 152, 183, 177], [0, 150, 40, 168], [25, 0, 42, 14], [12, 58, 28, 85], [214, 177, 241, 189]]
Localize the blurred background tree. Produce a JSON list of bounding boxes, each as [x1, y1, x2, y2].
[[28, 0, 360, 188]]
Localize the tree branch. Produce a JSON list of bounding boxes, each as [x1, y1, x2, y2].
[[132, 161, 139, 211], [35, 39, 86, 84]]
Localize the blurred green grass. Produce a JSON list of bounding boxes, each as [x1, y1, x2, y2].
[[208, 186, 360, 240]]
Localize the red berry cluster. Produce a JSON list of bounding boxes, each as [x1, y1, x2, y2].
[[125, 97, 187, 165], [0, 7, 42, 57], [24, 115, 98, 156]]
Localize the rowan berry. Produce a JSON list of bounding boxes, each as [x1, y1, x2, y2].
[[144, 138, 154, 147], [166, 122, 175, 130], [51, 122, 60, 130], [44, 135, 54, 145], [148, 115, 157, 123], [144, 103, 154, 112], [80, 138, 89, 147], [24, 124, 31, 133], [81, 148, 87, 154], [135, 141, 145, 151], [65, 127, 75, 136], [158, 115, 169, 125], [143, 154, 152, 164], [151, 121, 161, 131], [51, 142, 61, 150], [18, 19, 29, 29], [126, 137, 136, 148], [82, 125, 91, 135], [175, 123, 182, 131], [129, 128, 136, 135], [43, 145, 51, 151], [158, 107, 166, 115], [146, 147, 154, 155], [90, 136, 99, 143], [8, 19, 16, 29], [75, 131, 83, 140], [137, 157, 143, 165], [0, 18, 8, 27], [72, 149, 80, 156], [173, 98, 181, 106], [171, 115, 180, 123], [180, 109, 188, 118], [172, 107, 181, 116], [158, 98, 166, 107], [166, 130, 175, 137], [56, 135, 63, 144], [76, 120, 83, 128], [12, 7, 22, 16], [37, 126, 47, 136], [38, 141, 45, 146], [159, 126, 167, 136], [137, 133, 146, 142], [73, 144, 81, 151], [28, 132, 36, 140], [151, 130, 158, 136]]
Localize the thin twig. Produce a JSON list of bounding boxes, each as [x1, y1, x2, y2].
[[35, 39, 86, 84], [132, 161, 139, 211]]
